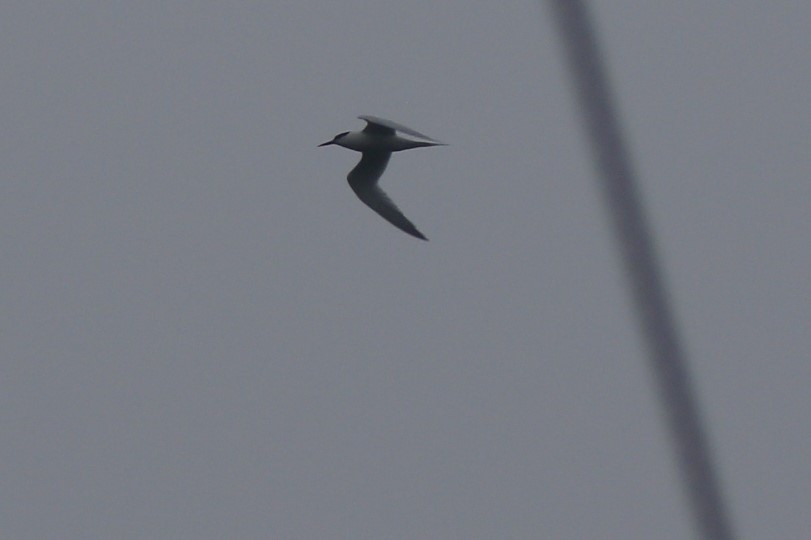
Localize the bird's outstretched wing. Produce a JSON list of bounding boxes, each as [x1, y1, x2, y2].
[[347, 151, 428, 241], [359, 115, 442, 143]]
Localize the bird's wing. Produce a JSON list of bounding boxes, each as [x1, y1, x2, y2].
[[347, 151, 428, 241], [359, 115, 441, 143], [360, 118, 395, 137]]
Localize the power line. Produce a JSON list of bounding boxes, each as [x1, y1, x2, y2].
[[544, 2, 737, 539]]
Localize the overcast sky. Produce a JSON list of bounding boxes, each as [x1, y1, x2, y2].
[[2, 2, 809, 539]]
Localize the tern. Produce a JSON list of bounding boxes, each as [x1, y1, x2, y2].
[[319, 115, 446, 241]]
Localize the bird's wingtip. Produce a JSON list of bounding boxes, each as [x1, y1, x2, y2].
[[413, 228, 429, 241]]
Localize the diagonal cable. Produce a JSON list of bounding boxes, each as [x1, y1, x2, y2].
[[544, 2, 737, 539]]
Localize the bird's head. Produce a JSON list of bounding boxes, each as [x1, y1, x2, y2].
[[318, 131, 350, 147]]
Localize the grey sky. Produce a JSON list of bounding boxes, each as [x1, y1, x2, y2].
[[2, 2, 809, 539]]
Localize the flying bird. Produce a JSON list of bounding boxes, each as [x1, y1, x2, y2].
[[319, 115, 446, 241]]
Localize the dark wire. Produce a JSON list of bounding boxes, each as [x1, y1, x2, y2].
[[544, 2, 737, 539]]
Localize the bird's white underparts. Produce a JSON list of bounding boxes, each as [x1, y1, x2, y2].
[[319, 115, 446, 241]]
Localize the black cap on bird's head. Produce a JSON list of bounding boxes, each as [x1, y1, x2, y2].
[[318, 131, 350, 147]]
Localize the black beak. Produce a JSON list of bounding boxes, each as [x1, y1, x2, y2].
[[317, 140, 334, 147]]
